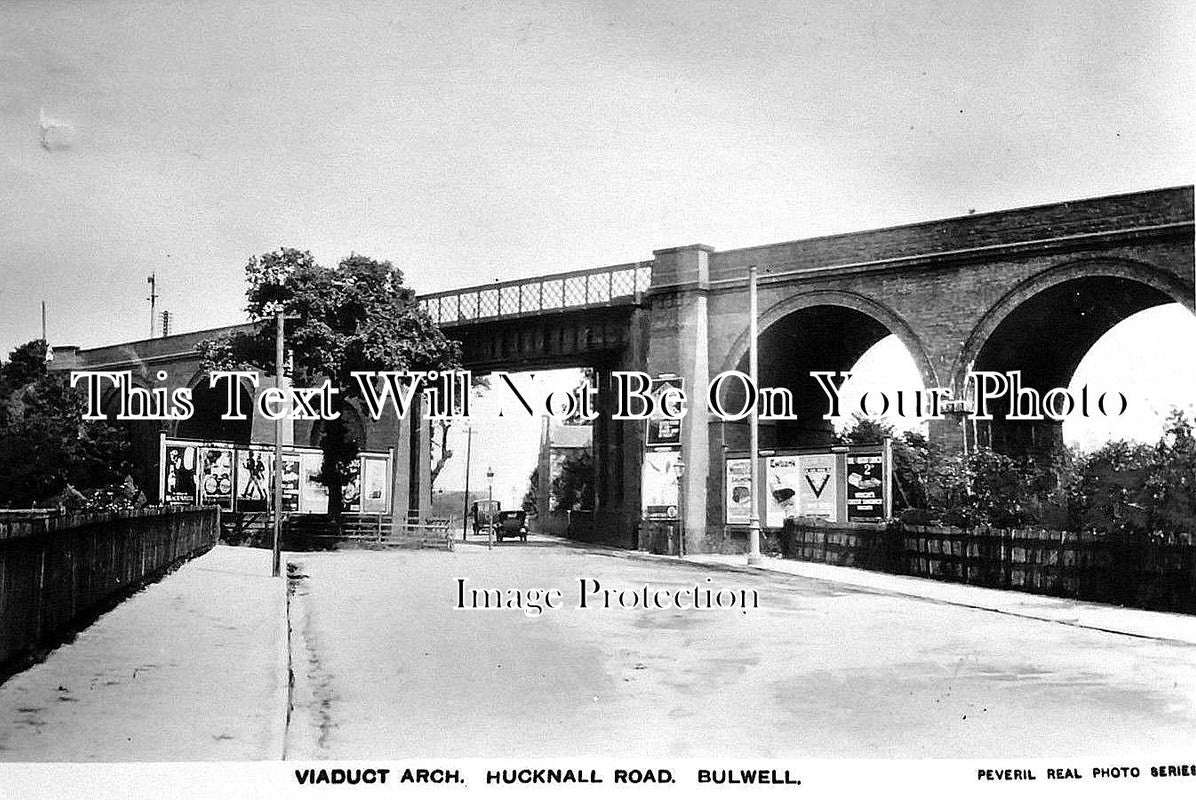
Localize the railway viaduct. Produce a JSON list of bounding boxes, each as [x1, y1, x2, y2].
[[53, 186, 1195, 553]]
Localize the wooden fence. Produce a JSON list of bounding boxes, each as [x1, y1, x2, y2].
[[783, 520, 1196, 613], [0, 507, 219, 672], [221, 512, 454, 551]]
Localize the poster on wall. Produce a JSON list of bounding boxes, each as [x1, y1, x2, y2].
[[236, 447, 272, 511], [725, 457, 753, 525], [360, 456, 390, 514], [645, 376, 684, 448], [280, 455, 301, 512], [299, 451, 329, 514], [765, 455, 801, 528], [164, 444, 199, 505], [798, 453, 839, 520], [642, 449, 681, 520], [846, 452, 886, 522], [198, 446, 234, 508], [343, 458, 362, 512]]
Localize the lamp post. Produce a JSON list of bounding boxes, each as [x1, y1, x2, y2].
[[461, 423, 473, 541], [271, 306, 284, 578], [674, 457, 686, 558], [747, 264, 763, 565], [486, 466, 495, 551]]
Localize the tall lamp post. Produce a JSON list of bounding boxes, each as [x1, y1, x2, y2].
[[271, 306, 285, 578], [486, 466, 495, 551], [747, 264, 763, 566], [674, 457, 686, 558], [460, 423, 474, 541]]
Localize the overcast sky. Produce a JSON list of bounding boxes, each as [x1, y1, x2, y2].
[[2, 1, 1194, 491]]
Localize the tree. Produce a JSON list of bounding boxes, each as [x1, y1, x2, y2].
[[199, 249, 460, 514], [0, 340, 135, 509], [551, 451, 594, 511], [1149, 410, 1196, 533], [521, 465, 539, 514], [1065, 410, 1196, 535]]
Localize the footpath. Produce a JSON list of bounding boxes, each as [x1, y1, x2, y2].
[[677, 551, 1196, 646], [0, 545, 287, 761]]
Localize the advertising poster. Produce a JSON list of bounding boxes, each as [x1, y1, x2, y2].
[[765, 455, 801, 528], [798, 453, 839, 520], [198, 446, 234, 508], [359, 455, 389, 514], [299, 451, 328, 514], [641, 449, 680, 519], [645, 376, 684, 448], [163, 444, 198, 506], [846, 453, 886, 522], [280, 455, 301, 512], [235, 447, 271, 510], [343, 458, 362, 512], [725, 457, 753, 525]]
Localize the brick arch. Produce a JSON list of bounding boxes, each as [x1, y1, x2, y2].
[[952, 257, 1195, 393], [175, 368, 255, 444], [718, 289, 938, 389]]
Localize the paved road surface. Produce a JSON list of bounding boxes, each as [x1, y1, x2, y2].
[[285, 538, 1196, 759]]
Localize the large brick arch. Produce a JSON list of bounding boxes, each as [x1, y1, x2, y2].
[[718, 289, 938, 389], [710, 289, 937, 449], [952, 257, 1195, 394]]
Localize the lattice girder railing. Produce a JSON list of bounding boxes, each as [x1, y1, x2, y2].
[[418, 262, 652, 326]]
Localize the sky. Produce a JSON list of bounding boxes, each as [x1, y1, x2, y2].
[[2, 1, 1194, 494]]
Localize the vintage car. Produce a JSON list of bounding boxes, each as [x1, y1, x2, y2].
[[494, 510, 528, 542], [470, 500, 501, 535]]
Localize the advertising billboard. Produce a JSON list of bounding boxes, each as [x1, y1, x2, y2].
[[725, 457, 753, 525], [642, 449, 681, 520]]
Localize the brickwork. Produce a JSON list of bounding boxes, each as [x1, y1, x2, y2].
[[54, 186, 1196, 551]]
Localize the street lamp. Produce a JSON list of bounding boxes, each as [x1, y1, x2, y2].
[[460, 423, 474, 541], [270, 304, 285, 578], [747, 264, 763, 566], [674, 457, 686, 558], [486, 466, 495, 551]]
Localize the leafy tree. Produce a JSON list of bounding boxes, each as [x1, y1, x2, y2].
[[1065, 410, 1196, 535], [551, 451, 594, 511], [199, 249, 460, 514], [0, 340, 135, 509], [521, 465, 539, 514], [1149, 410, 1196, 533]]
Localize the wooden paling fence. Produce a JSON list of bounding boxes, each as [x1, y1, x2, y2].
[[783, 520, 1196, 614], [221, 512, 454, 551], [0, 507, 219, 672]]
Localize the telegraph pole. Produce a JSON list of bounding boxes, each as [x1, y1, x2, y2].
[[747, 264, 763, 565], [147, 273, 158, 338]]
